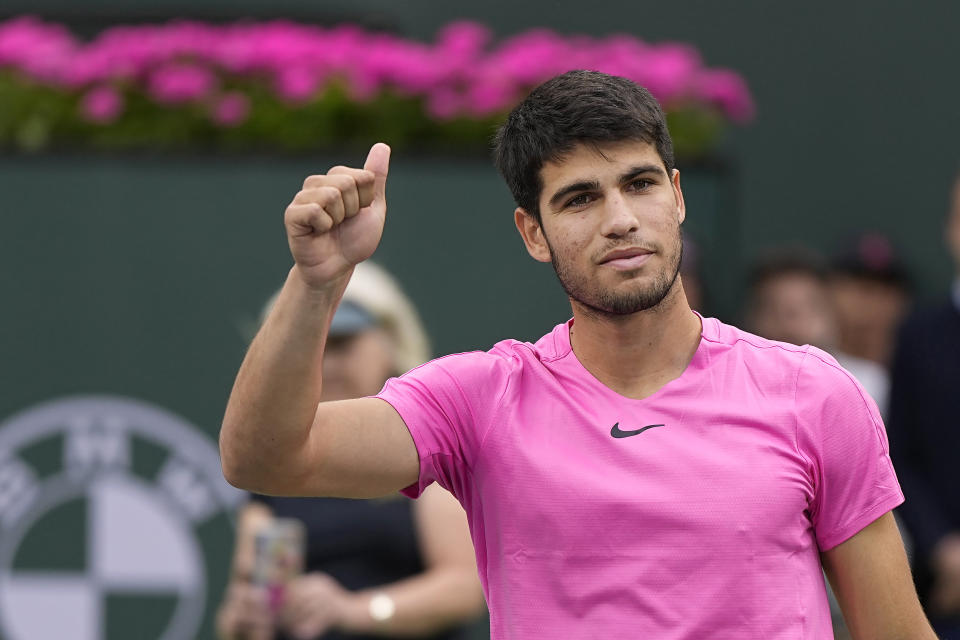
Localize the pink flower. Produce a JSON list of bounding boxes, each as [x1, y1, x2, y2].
[[148, 63, 216, 104], [79, 85, 124, 123], [695, 69, 755, 122], [437, 21, 491, 57], [0, 17, 77, 84], [489, 29, 570, 86], [628, 43, 701, 103], [426, 86, 462, 119], [274, 66, 321, 103], [210, 91, 250, 126], [464, 76, 515, 116], [0, 16, 756, 149]]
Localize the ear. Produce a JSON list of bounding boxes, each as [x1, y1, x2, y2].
[[671, 169, 686, 225], [514, 207, 552, 263]]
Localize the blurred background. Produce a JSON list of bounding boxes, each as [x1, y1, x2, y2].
[[1, 1, 959, 638]]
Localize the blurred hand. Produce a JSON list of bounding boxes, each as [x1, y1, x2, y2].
[[285, 143, 390, 291], [931, 533, 960, 615], [279, 572, 355, 640], [216, 581, 274, 640]]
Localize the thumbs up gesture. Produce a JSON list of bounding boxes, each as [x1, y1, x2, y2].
[[284, 143, 390, 290]]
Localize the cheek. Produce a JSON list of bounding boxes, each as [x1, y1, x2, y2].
[[349, 335, 396, 391], [543, 224, 582, 263]]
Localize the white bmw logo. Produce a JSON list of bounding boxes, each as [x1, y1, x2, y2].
[[0, 396, 243, 639]]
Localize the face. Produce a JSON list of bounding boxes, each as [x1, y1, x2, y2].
[[949, 179, 960, 271], [320, 328, 395, 402], [750, 273, 837, 349], [828, 275, 908, 363], [515, 140, 686, 315]]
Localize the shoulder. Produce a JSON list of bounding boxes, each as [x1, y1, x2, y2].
[[392, 322, 568, 391], [701, 317, 868, 401], [703, 317, 810, 360], [701, 316, 822, 375]]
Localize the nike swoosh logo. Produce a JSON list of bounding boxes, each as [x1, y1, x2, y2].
[[610, 423, 665, 438]]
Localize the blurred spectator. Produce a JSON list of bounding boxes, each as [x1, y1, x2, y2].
[[680, 232, 706, 313], [828, 232, 912, 368], [887, 176, 960, 638], [216, 262, 485, 640], [745, 247, 836, 349], [744, 247, 889, 413]]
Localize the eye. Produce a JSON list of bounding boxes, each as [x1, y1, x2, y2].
[[629, 178, 653, 191], [564, 193, 593, 208]]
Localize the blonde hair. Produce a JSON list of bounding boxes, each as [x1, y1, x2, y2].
[[340, 261, 431, 373], [259, 262, 431, 374]]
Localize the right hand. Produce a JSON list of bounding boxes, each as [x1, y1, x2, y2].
[[216, 581, 275, 640], [284, 143, 391, 290]]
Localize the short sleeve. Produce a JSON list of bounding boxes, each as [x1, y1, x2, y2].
[[375, 349, 514, 500], [795, 350, 904, 551]]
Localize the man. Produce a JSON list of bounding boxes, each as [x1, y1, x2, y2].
[[221, 71, 934, 638], [888, 173, 960, 638], [745, 247, 890, 415], [829, 232, 913, 368]]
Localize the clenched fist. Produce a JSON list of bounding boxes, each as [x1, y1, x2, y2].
[[285, 143, 390, 290]]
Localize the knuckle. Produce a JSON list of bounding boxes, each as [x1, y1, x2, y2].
[[328, 174, 355, 191], [302, 174, 325, 189], [316, 213, 334, 231], [355, 169, 376, 186], [315, 186, 342, 207]]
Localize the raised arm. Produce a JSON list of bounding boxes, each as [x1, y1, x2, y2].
[[220, 143, 420, 498]]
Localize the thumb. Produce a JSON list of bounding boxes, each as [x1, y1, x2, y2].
[[363, 142, 390, 201]]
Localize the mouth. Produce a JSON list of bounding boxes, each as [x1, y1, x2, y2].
[[598, 247, 654, 270]]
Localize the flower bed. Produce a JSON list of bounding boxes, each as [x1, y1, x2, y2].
[[0, 17, 754, 156]]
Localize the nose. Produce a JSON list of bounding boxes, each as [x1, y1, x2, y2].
[[599, 192, 639, 238]]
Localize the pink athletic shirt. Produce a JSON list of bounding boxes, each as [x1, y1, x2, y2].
[[376, 315, 903, 639]]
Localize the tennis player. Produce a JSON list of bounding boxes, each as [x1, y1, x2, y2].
[[221, 70, 935, 638]]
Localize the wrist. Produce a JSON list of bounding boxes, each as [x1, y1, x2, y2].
[[337, 591, 396, 634], [368, 592, 397, 625], [288, 265, 352, 302]]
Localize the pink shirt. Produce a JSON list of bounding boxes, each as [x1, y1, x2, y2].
[[376, 316, 903, 639]]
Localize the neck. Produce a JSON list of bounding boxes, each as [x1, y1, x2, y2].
[[569, 279, 703, 399]]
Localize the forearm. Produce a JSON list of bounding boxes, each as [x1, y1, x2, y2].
[[823, 513, 938, 639], [220, 266, 348, 491], [341, 568, 486, 637]]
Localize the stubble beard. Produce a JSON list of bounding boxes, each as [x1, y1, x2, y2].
[[546, 228, 684, 317]]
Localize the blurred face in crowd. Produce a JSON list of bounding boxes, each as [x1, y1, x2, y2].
[[749, 271, 837, 349], [828, 275, 909, 365], [320, 328, 395, 402], [681, 268, 703, 312], [519, 140, 686, 316], [949, 178, 960, 272]]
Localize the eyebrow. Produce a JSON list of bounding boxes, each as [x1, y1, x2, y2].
[[547, 164, 667, 209], [548, 179, 600, 209], [620, 164, 667, 182]]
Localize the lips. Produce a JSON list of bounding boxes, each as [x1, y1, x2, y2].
[[598, 247, 653, 270]]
